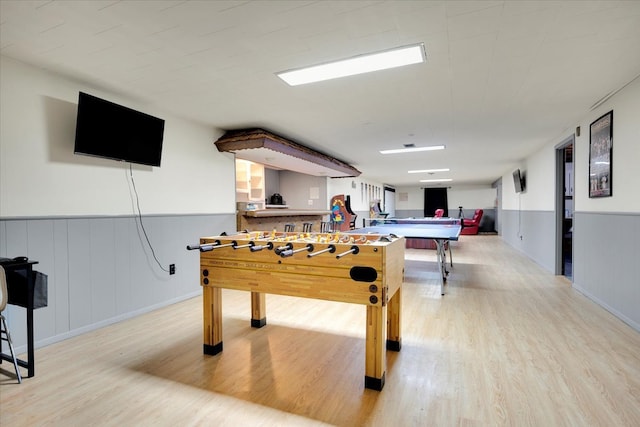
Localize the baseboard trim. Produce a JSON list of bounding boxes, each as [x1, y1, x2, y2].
[[572, 284, 639, 333], [14, 291, 202, 354]]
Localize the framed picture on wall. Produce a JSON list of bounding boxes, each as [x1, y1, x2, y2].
[[589, 110, 613, 198]]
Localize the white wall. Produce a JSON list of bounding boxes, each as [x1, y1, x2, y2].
[[394, 186, 423, 212], [448, 185, 497, 211], [498, 76, 640, 331], [501, 146, 556, 212], [0, 56, 238, 352], [575, 81, 640, 213], [395, 185, 496, 213], [0, 56, 235, 217], [501, 77, 640, 214], [327, 176, 385, 213], [278, 171, 328, 210]]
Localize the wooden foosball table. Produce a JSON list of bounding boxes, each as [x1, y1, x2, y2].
[[188, 230, 405, 390]]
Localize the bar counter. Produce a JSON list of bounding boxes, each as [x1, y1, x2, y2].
[[237, 209, 331, 232]]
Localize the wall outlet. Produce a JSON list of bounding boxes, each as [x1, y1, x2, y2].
[[169, 264, 176, 275], [308, 199, 313, 206]]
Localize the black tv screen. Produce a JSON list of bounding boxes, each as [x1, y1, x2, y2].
[[74, 92, 165, 167], [513, 169, 524, 193]]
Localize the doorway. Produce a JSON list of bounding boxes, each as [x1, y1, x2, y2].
[[383, 186, 396, 217], [555, 137, 574, 279], [424, 188, 449, 217]]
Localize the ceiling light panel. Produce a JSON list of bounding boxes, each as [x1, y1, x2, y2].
[[277, 43, 426, 86], [408, 168, 450, 174], [380, 145, 445, 154]]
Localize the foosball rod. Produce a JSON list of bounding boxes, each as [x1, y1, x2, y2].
[[279, 244, 314, 258], [233, 241, 255, 250], [307, 244, 336, 258], [336, 245, 360, 259]]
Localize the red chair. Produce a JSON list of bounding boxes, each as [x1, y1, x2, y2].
[[460, 209, 483, 235], [434, 209, 444, 218]]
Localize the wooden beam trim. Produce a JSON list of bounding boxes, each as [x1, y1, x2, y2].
[[215, 129, 361, 177]]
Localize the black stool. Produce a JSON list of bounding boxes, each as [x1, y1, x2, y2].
[[320, 222, 333, 233], [302, 223, 313, 232]]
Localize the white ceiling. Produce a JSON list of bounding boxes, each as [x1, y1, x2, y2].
[[1, 0, 639, 187]]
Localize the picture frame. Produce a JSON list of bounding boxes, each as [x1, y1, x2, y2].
[[589, 110, 613, 198]]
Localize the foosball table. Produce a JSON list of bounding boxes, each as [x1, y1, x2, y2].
[[187, 230, 405, 390]]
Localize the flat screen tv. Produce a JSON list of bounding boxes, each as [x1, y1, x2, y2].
[[74, 92, 165, 167], [513, 169, 525, 193]]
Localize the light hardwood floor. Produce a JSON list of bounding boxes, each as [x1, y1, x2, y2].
[[1, 235, 639, 426]]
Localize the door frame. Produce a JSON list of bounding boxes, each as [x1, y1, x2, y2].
[[554, 134, 575, 277]]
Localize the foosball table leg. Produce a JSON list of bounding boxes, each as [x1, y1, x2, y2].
[[203, 286, 223, 355], [364, 305, 388, 391], [386, 287, 402, 352], [251, 291, 267, 328]]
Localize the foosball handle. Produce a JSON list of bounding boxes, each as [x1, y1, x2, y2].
[[280, 244, 314, 258], [200, 240, 236, 252], [187, 240, 221, 251], [336, 245, 360, 259], [274, 243, 293, 256], [250, 242, 274, 252]]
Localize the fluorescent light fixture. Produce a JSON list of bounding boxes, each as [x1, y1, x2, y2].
[[595, 161, 610, 165], [408, 168, 450, 174], [380, 145, 445, 154], [277, 43, 426, 86], [419, 178, 452, 183]]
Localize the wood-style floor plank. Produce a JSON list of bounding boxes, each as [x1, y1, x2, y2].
[[1, 236, 639, 426]]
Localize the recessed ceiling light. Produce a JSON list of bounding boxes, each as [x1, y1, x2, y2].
[[380, 145, 445, 154], [419, 178, 452, 183], [277, 43, 426, 86], [408, 168, 450, 174]]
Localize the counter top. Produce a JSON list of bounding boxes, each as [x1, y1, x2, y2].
[[240, 209, 330, 218]]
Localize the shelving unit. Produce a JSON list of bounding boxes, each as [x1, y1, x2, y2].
[[236, 159, 265, 208]]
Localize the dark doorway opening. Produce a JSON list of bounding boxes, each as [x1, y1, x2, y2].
[[561, 145, 573, 279], [424, 188, 448, 217]]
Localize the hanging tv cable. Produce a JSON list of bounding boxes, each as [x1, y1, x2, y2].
[[129, 163, 169, 273]]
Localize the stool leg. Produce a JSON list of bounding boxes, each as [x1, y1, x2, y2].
[[1, 316, 22, 384]]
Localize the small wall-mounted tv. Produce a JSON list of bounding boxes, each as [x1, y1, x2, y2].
[[74, 92, 165, 167], [513, 169, 525, 193]]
